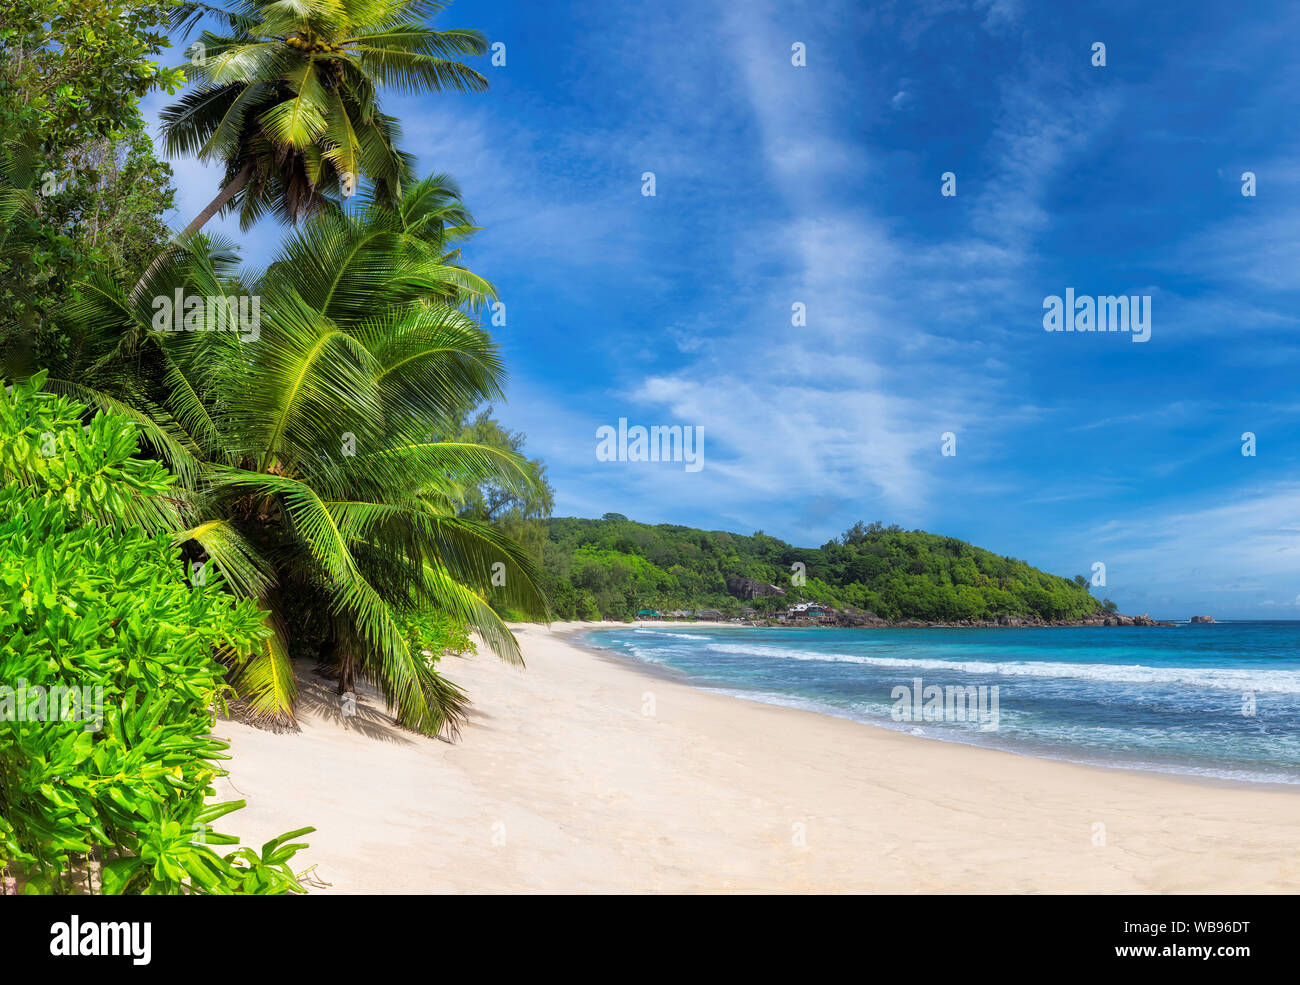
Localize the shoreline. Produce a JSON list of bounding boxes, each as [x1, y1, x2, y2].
[[541, 617, 1181, 631], [215, 622, 1300, 892], [562, 621, 1300, 793]]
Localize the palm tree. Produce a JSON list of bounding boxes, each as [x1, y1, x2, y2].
[[48, 174, 548, 735], [161, 0, 489, 235]]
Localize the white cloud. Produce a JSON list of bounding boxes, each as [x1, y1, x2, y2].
[[1063, 482, 1300, 615]]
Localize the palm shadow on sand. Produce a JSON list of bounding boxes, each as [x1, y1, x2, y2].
[[295, 674, 417, 745]]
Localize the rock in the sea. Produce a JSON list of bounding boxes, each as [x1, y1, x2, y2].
[[1131, 613, 1177, 627], [1190, 615, 1216, 623]]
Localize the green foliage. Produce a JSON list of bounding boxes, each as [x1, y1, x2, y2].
[[447, 407, 554, 559], [402, 608, 477, 661], [0, 1, 178, 373], [540, 516, 1106, 623], [160, 0, 489, 229], [40, 175, 549, 735], [390, 607, 479, 737], [0, 375, 311, 894], [1, 125, 176, 373], [0, 1, 182, 151]]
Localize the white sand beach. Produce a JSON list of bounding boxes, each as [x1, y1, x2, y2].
[[216, 622, 1300, 893]]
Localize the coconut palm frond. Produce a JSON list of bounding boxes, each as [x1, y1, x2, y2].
[[52, 170, 548, 737], [224, 608, 298, 726], [160, 0, 488, 234]]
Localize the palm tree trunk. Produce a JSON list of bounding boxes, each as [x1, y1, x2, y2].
[[338, 653, 356, 696], [176, 163, 253, 240], [130, 164, 254, 302]]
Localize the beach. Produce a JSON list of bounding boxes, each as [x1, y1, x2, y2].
[[216, 623, 1300, 893]]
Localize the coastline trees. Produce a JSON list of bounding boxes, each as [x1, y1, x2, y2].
[[43, 176, 549, 733], [539, 516, 1106, 623], [160, 0, 490, 235], [1, 0, 543, 894], [6, 0, 544, 737], [448, 408, 555, 557], [0, 0, 179, 374]]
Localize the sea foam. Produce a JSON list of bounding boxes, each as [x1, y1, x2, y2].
[[702, 642, 1300, 693]]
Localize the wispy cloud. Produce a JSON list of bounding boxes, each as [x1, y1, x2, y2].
[[1067, 482, 1300, 613]]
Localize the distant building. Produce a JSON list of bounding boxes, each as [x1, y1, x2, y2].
[[697, 609, 723, 621], [786, 601, 832, 620], [636, 609, 661, 618]]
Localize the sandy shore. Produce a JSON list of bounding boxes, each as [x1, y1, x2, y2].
[[216, 621, 1300, 893]]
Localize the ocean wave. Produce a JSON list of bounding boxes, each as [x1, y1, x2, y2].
[[618, 642, 668, 665], [633, 629, 711, 641], [701, 642, 1300, 693], [703, 686, 1300, 785]]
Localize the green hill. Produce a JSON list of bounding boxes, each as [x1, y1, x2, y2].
[[533, 515, 1114, 623]]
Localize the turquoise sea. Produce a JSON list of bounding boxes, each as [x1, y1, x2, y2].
[[581, 622, 1300, 785]]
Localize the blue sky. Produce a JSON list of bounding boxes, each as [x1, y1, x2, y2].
[[144, 0, 1300, 618]]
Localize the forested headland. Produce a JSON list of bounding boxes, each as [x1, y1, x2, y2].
[[530, 515, 1122, 624]]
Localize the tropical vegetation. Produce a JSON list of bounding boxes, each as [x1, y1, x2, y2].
[[0, 375, 313, 894], [0, 0, 181, 373], [0, 0, 547, 893], [536, 515, 1114, 623], [43, 175, 549, 733], [161, 0, 489, 234]]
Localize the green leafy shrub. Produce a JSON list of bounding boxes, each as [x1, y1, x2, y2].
[[0, 374, 312, 894]]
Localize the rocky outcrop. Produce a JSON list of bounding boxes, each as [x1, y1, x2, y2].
[[760, 608, 1175, 629], [1190, 615, 1216, 623], [725, 575, 787, 601], [837, 609, 889, 627]]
